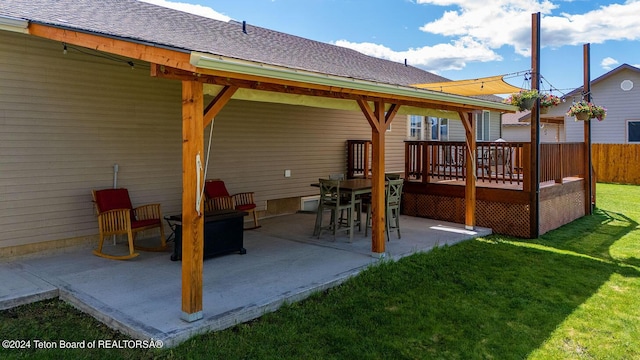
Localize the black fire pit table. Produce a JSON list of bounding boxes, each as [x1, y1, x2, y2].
[[165, 209, 248, 261]]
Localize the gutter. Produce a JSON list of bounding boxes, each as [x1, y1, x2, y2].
[[190, 52, 516, 113], [0, 15, 28, 33]]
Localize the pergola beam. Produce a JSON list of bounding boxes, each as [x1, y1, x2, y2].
[[152, 65, 508, 114], [357, 99, 400, 255], [180, 80, 205, 322], [459, 111, 477, 229], [204, 85, 238, 127], [29, 24, 195, 72]]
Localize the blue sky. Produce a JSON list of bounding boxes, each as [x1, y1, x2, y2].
[[143, 0, 640, 97]]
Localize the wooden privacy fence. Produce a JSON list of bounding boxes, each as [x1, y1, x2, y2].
[[592, 143, 640, 185]]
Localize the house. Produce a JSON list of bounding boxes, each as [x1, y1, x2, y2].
[[564, 64, 640, 144], [502, 64, 640, 144], [501, 111, 565, 142], [0, 0, 513, 320]]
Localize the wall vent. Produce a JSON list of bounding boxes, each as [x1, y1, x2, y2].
[[300, 195, 320, 212]]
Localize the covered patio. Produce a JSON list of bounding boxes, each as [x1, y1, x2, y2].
[[0, 213, 490, 347]]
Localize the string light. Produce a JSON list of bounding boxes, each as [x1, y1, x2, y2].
[[61, 42, 144, 70]]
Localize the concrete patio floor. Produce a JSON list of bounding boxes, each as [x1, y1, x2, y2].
[[0, 212, 491, 348]]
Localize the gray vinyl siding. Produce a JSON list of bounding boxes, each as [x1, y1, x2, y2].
[[565, 68, 640, 144], [0, 31, 406, 249], [0, 31, 183, 248], [447, 110, 501, 142], [207, 100, 406, 203], [502, 123, 564, 142]]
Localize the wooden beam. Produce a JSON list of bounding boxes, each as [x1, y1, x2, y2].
[[357, 99, 381, 132], [459, 111, 476, 229], [370, 100, 386, 254], [203, 85, 238, 127], [29, 23, 195, 72], [384, 103, 401, 127], [155, 65, 510, 113], [357, 99, 387, 254], [181, 80, 204, 322], [198, 68, 505, 112]]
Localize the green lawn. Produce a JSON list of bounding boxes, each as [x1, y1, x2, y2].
[[1, 183, 639, 359]]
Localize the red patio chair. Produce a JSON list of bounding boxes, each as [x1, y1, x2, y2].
[[92, 188, 167, 260], [204, 179, 260, 229]]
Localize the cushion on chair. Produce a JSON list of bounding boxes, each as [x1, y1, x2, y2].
[[131, 218, 161, 229], [94, 188, 135, 223], [204, 180, 231, 198], [235, 203, 256, 211]]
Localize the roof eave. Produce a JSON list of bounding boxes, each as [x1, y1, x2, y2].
[[190, 52, 516, 113]]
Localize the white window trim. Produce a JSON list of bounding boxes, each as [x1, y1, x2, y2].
[[476, 111, 490, 141], [407, 115, 423, 139]]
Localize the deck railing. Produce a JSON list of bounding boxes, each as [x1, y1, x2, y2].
[[346, 140, 371, 179], [540, 143, 585, 182], [405, 141, 528, 185], [346, 140, 585, 188], [403, 141, 587, 187]]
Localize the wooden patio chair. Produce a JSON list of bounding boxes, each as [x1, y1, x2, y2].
[[204, 179, 260, 230], [315, 178, 357, 240], [92, 188, 166, 260], [365, 178, 404, 240]]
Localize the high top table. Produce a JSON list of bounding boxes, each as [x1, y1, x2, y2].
[[311, 179, 373, 242]]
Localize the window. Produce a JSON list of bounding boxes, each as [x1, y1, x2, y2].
[[429, 117, 449, 141], [628, 120, 640, 143], [408, 115, 424, 140], [476, 111, 490, 141], [440, 119, 449, 141]]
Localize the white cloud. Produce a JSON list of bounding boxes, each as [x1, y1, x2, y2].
[[139, 0, 231, 21], [417, 0, 640, 56], [334, 36, 501, 71], [335, 0, 640, 72], [601, 57, 619, 70]]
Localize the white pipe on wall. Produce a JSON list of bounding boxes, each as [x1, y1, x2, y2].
[[113, 164, 119, 189]]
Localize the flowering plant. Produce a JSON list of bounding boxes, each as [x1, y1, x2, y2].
[[566, 100, 607, 121], [540, 93, 561, 108], [590, 104, 607, 121], [504, 89, 540, 111]]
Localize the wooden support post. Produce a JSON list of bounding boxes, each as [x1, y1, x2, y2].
[[181, 80, 205, 322], [356, 100, 399, 255], [371, 101, 386, 254], [529, 12, 541, 238], [459, 111, 476, 229], [583, 44, 593, 215]]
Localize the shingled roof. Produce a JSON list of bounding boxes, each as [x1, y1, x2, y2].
[[1, 0, 454, 88]]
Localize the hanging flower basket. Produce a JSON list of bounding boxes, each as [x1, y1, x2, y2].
[[503, 89, 540, 111], [567, 100, 607, 122], [520, 97, 536, 111], [539, 94, 561, 114], [575, 111, 590, 121]]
